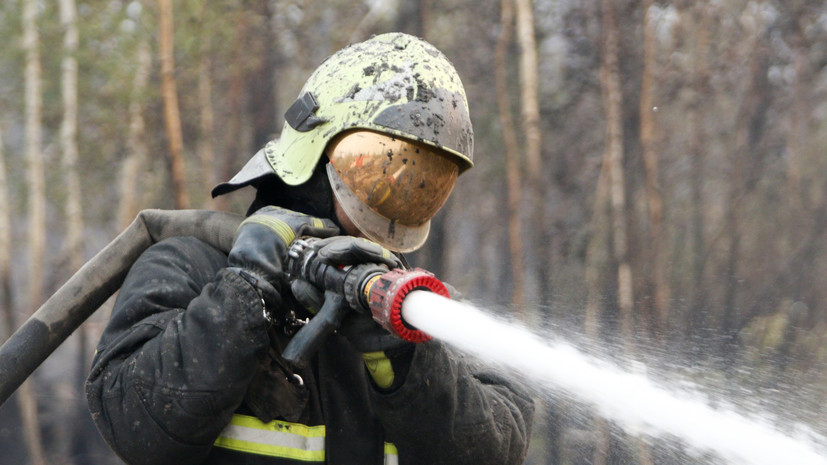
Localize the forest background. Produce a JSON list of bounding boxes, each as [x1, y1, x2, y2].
[[1, 0, 827, 464]]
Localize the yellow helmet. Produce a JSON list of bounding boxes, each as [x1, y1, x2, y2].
[[213, 32, 474, 252]]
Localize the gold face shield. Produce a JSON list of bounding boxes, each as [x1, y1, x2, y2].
[[326, 130, 459, 252]]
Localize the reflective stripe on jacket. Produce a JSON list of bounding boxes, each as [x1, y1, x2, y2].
[[215, 414, 398, 464]]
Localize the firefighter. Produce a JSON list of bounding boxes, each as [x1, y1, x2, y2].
[[86, 32, 534, 465]]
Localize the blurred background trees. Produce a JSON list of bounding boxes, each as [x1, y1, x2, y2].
[[1, 0, 827, 463]]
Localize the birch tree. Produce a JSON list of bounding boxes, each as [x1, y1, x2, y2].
[[597, 0, 644, 463], [600, 0, 633, 348], [514, 0, 544, 305], [60, 0, 82, 274], [21, 0, 47, 462], [515, 0, 541, 180], [23, 0, 45, 326], [59, 0, 87, 459], [119, 39, 152, 229], [584, 1, 627, 458]]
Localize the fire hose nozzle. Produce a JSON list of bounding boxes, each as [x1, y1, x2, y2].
[[281, 237, 451, 368], [364, 268, 450, 343]]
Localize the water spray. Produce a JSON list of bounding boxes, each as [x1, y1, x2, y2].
[[282, 236, 827, 465], [401, 291, 827, 465]]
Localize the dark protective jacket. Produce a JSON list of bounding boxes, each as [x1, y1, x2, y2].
[[86, 236, 534, 465]]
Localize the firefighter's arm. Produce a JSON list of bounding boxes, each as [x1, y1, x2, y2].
[[86, 237, 271, 465], [369, 342, 535, 465]]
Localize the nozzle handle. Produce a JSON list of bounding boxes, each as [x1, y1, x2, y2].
[[281, 290, 350, 369]]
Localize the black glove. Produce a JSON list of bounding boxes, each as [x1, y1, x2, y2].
[[228, 206, 339, 314], [313, 235, 404, 269], [289, 236, 407, 351], [289, 235, 404, 314], [289, 236, 413, 390]]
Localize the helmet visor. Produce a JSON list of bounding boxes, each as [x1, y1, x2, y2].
[[327, 130, 459, 251]]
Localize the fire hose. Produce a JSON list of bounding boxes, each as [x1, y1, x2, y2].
[[0, 209, 243, 408], [0, 209, 447, 407]]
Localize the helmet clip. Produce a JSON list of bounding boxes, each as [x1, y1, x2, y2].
[[285, 91, 327, 132]]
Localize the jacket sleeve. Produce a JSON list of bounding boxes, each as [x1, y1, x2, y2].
[[371, 342, 535, 465], [86, 237, 271, 465]]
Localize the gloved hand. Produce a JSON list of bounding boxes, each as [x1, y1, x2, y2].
[[318, 237, 407, 353], [289, 235, 404, 315], [289, 236, 412, 391], [228, 206, 339, 314], [314, 235, 404, 269]]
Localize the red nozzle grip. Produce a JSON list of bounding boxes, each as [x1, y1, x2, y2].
[[366, 268, 449, 343]]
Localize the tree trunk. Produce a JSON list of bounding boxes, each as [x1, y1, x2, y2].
[[158, 0, 189, 209], [585, 153, 612, 338], [585, 131, 612, 465], [60, 0, 82, 274], [686, 1, 711, 353], [601, 0, 633, 345], [198, 3, 216, 208], [24, 0, 45, 331], [0, 121, 13, 338], [268, 0, 289, 132], [515, 0, 545, 305], [787, 24, 808, 209], [1, 125, 44, 465], [22, 0, 47, 462], [515, 0, 541, 179], [723, 29, 769, 363], [119, 39, 152, 230], [722, 173, 741, 361], [495, 0, 525, 309], [584, 147, 612, 464], [600, 1, 650, 463], [59, 0, 86, 460], [420, 0, 431, 37], [216, 16, 252, 212], [639, 0, 667, 340], [215, 70, 245, 212]]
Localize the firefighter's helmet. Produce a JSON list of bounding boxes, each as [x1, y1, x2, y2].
[[213, 32, 474, 252]]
